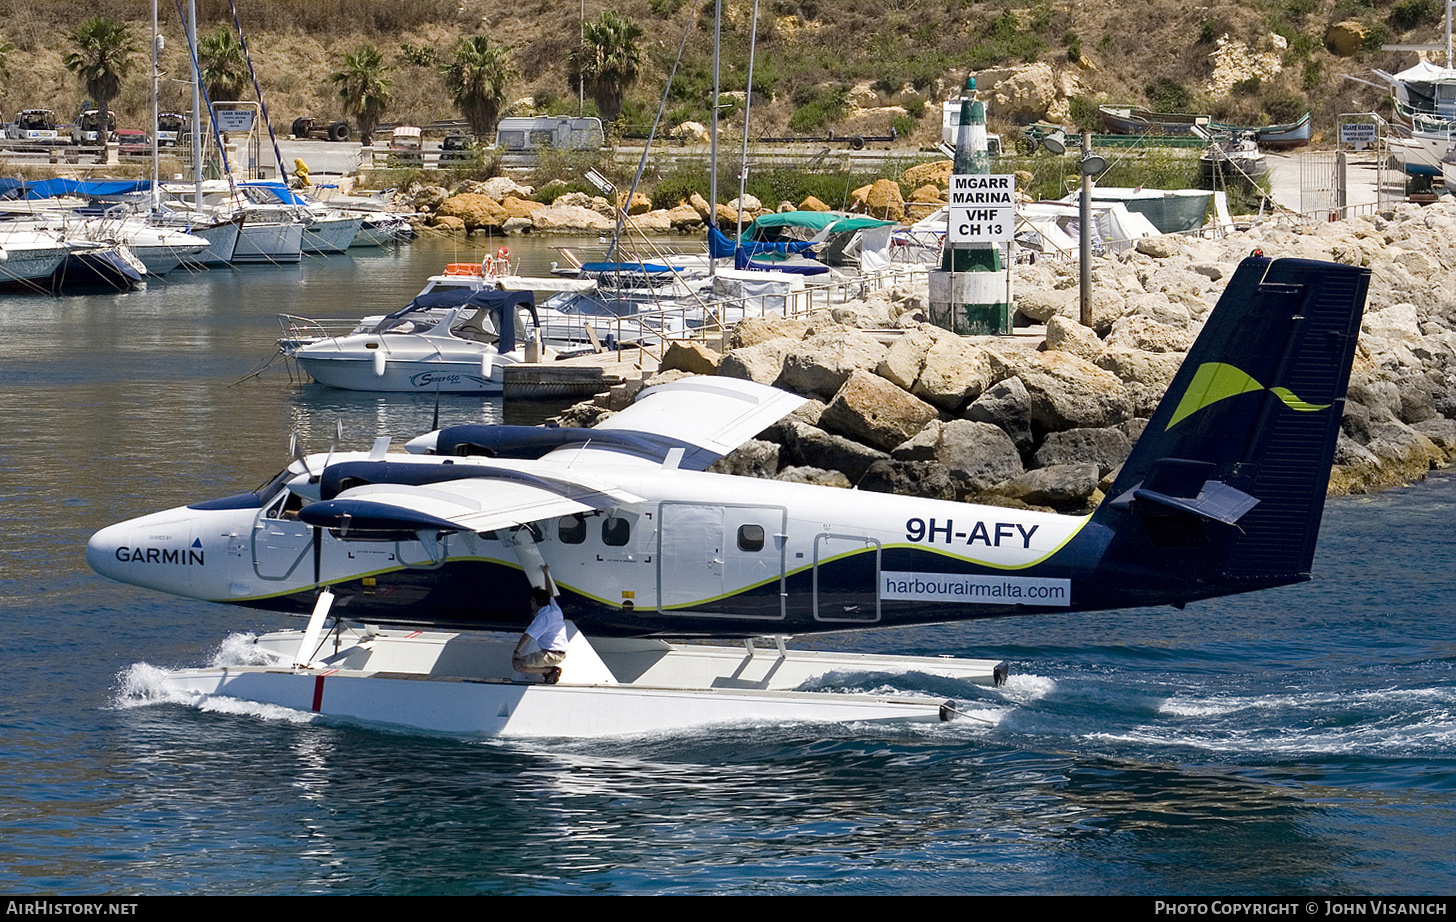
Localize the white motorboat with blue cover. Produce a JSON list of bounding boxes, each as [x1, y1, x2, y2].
[[90, 254, 1371, 737], [291, 287, 545, 393]]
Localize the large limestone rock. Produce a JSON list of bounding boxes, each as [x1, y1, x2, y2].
[[934, 419, 1025, 495], [708, 438, 780, 479], [1104, 315, 1194, 354], [860, 459, 957, 501], [1033, 428, 1132, 477], [965, 376, 1036, 453], [819, 369, 941, 452], [717, 337, 798, 385], [901, 160, 952, 191], [992, 463, 1100, 510], [853, 179, 906, 220], [778, 421, 890, 482], [777, 328, 889, 398], [530, 204, 615, 233], [911, 336, 1000, 411], [875, 327, 938, 391], [660, 341, 721, 376], [1044, 315, 1103, 362], [1017, 351, 1132, 433], [730, 318, 810, 350], [435, 193, 509, 233], [974, 62, 1066, 122], [1325, 20, 1368, 57]]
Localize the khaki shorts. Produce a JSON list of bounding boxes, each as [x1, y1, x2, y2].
[[513, 649, 565, 673]]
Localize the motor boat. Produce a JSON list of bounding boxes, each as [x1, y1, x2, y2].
[[292, 287, 547, 393]]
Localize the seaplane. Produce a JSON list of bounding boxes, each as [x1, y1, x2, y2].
[[89, 254, 1370, 737]]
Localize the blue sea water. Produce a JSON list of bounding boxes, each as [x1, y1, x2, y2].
[[1, 237, 1454, 894]]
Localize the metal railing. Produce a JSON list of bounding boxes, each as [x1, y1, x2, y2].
[[582, 261, 932, 367]]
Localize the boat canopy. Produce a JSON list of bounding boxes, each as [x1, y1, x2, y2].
[[374, 288, 537, 354], [240, 181, 307, 206], [0, 178, 153, 201]]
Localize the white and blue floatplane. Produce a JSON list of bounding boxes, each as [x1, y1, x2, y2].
[[90, 254, 1370, 737]]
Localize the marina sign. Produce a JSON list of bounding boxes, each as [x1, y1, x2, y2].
[[948, 173, 1014, 243]]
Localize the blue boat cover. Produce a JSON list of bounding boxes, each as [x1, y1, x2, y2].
[[376, 288, 536, 354], [709, 225, 818, 261], [0, 178, 152, 200]]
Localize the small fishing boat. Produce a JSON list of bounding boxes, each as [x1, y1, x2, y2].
[[1098, 104, 1212, 136], [1252, 111, 1311, 149]]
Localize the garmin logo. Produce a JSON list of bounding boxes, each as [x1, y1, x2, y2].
[[115, 546, 205, 565]]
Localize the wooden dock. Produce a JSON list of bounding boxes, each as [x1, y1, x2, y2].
[[502, 348, 661, 406]]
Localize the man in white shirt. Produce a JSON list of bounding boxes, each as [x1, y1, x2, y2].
[[513, 586, 567, 684]]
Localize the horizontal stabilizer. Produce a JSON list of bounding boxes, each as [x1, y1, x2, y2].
[[1111, 481, 1260, 525]]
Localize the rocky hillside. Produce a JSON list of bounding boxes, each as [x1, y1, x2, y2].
[[0, 0, 1448, 148]]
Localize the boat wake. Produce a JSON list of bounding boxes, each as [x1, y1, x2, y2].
[[1086, 683, 1456, 758], [112, 662, 319, 725]]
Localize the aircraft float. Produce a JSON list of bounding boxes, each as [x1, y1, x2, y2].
[[90, 254, 1370, 737]]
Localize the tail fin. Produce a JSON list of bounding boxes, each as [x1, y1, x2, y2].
[[1090, 255, 1368, 601]]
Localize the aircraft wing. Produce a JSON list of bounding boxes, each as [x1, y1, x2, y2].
[[299, 467, 643, 536], [544, 376, 806, 470]]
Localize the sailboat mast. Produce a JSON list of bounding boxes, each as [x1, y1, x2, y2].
[[189, 0, 202, 210], [736, 0, 759, 242], [710, 0, 720, 267], [151, 0, 160, 210]]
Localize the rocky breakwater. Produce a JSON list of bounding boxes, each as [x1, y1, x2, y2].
[[551, 203, 1456, 510], [398, 167, 947, 237]]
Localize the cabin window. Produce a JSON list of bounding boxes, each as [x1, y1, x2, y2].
[[558, 514, 586, 545], [529, 130, 554, 148], [265, 491, 304, 520], [737, 524, 765, 552], [602, 516, 631, 547]]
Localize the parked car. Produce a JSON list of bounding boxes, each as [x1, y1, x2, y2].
[[156, 113, 188, 146], [437, 133, 479, 165], [387, 126, 423, 166], [9, 109, 61, 142], [117, 129, 152, 159], [72, 109, 116, 144]]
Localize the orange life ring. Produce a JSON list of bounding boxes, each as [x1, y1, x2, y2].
[[497, 246, 510, 263]]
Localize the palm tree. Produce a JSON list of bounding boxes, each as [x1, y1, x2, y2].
[[330, 45, 392, 145], [439, 35, 514, 140], [570, 11, 644, 123], [197, 27, 247, 102], [63, 17, 137, 117]]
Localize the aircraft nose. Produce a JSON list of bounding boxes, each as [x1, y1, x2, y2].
[[87, 521, 132, 582], [85, 512, 199, 594]]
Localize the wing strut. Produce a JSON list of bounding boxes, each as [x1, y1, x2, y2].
[[502, 526, 556, 595]]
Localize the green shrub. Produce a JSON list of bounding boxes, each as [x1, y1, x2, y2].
[[1264, 93, 1308, 124], [1363, 23, 1392, 53], [1145, 78, 1191, 111], [1068, 96, 1099, 132], [788, 85, 849, 131], [1389, 0, 1441, 30]]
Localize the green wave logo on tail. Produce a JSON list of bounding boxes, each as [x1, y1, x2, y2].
[[1166, 362, 1330, 430]]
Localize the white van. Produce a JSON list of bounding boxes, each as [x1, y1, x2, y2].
[[495, 116, 605, 152]]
